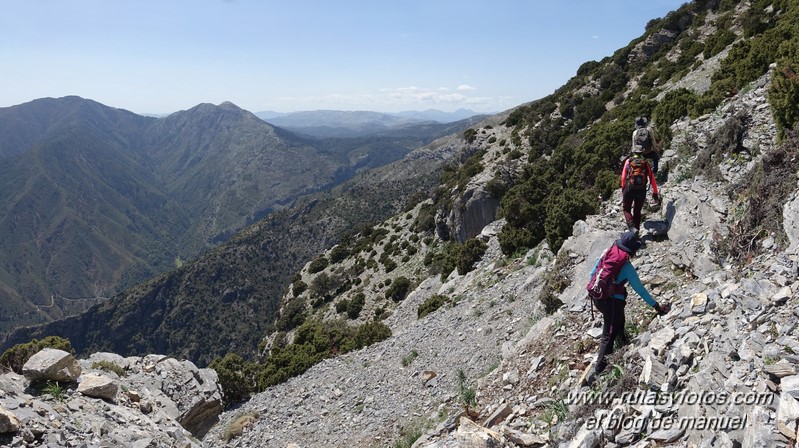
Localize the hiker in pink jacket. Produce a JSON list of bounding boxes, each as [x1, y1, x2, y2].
[[585, 231, 669, 386]]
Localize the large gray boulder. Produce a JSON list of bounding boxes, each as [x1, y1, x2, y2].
[[77, 373, 118, 401], [22, 348, 81, 383]]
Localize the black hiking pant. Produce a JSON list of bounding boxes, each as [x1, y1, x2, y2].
[[644, 151, 659, 173], [592, 297, 626, 374], [622, 188, 646, 231]]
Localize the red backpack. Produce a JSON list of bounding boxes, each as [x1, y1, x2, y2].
[[626, 156, 649, 191], [586, 244, 629, 301]]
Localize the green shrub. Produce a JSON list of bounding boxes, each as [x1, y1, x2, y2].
[[291, 279, 307, 297], [329, 245, 350, 264], [544, 188, 597, 252], [347, 293, 366, 319], [40, 381, 66, 401], [703, 27, 736, 59], [382, 258, 397, 273], [456, 369, 477, 413], [456, 238, 487, 275], [308, 257, 329, 274], [310, 272, 345, 303], [412, 202, 437, 233], [769, 42, 799, 138], [275, 297, 307, 332], [401, 349, 419, 367], [209, 353, 258, 405], [0, 336, 73, 374], [386, 277, 412, 302], [653, 88, 698, 128], [257, 320, 353, 388], [418, 294, 451, 319], [497, 226, 536, 257], [463, 128, 477, 143], [91, 360, 126, 377]]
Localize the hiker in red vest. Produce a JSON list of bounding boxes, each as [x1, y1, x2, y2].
[[621, 145, 660, 232], [584, 231, 669, 386]]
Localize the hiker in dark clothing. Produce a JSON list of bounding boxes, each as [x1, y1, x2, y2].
[[621, 146, 660, 232], [632, 116, 660, 173], [584, 231, 669, 386]]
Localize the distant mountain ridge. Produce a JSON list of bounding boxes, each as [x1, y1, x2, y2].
[[0, 96, 476, 336], [1, 113, 491, 365], [255, 108, 487, 138]]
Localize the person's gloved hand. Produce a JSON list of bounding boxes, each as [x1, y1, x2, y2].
[[654, 302, 671, 316], [652, 193, 660, 203]]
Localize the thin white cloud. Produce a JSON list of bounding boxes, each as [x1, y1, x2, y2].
[[457, 84, 477, 91], [276, 85, 503, 112]]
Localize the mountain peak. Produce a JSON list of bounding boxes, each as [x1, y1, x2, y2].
[[218, 101, 241, 111]]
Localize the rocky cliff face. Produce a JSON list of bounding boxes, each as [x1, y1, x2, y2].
[[0, 349, 223, 447], [441, 125, 511, 243]]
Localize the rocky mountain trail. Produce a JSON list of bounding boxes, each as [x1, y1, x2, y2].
[[409, 73, 799, 447], [196, 55, 799, 447]]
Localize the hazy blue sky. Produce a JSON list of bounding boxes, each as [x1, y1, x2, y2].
[[2, 0, 686, 115]]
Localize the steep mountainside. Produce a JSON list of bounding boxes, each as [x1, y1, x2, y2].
[[198, 0, 799, 446], [204, 41, 799, 448], [1, 114, 490, 365], [0, 98, 181, 330], [143, 102, 356, 246], [1, 0, 798, 447], [0, 98, 472, 337]]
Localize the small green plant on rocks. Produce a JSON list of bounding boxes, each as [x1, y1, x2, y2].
[[223, 412, 259, 443], [92, 360, 127, 377], [401, 349, 419, 367], [456, 369, 477, 414], [41, 381, 66, 401]]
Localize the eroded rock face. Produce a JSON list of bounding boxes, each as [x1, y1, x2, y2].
[[784, 192, 799, 251], [446, 182, 500, 243], [0, 350, 223, 448]]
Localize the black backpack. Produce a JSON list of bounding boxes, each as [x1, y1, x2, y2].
[[634, 128, 653, 152]]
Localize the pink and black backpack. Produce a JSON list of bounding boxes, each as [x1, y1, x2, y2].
[[586, 244, 629, 301]]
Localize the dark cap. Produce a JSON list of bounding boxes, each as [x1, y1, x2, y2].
[[616, 230, 641, 254], [635, 116, 647, 127]]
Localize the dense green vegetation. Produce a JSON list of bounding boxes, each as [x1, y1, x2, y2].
[[490, 0, 799, 265], [422, 237, 488, 281], [210, 319, 391, 405]]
